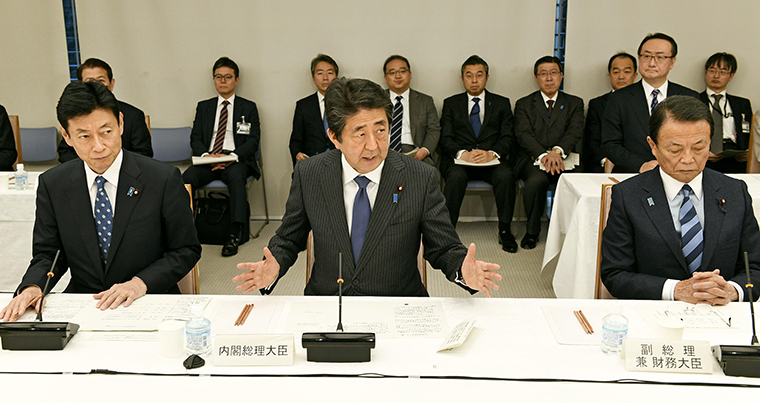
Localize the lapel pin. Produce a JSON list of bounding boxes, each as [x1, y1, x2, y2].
[[647, 197, 654, 206], [719, 198, 726, 205], [127, 187, 139, 197], [560, 105, 564, 110], [393, 185, 403, 204]]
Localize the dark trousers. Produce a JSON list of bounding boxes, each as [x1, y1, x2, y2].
[[517, 163, 565, 235], [441, 162, 516, 232], [182, 162, 252, 224]]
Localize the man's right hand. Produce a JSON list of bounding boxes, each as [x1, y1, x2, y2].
[[639, 160, 659, 173], [0, 286, 42, 322], [674, 270, 738, 305], [233, 247, 280, 294], [708, 152, 723, 162], [295, 152, 309, 162]]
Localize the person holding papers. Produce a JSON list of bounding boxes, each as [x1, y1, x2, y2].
[[513, 56, 584, 250], [438, 55, 517, 253], [601, 96, 760, 303], [233, 78, 501, 297], [0, 81, 201, 321], [182, 57, 261, 257]]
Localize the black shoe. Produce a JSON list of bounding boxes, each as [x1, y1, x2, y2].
[[521, 233, 539, 250], [500, 231, 517, 253], [222, 234, 240, 257]]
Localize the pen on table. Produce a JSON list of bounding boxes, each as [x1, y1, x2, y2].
[[235, 304, 254, 326], [578, 310, 594, 334], [240, 304, 253, 326], [574, 310, 592, 334]]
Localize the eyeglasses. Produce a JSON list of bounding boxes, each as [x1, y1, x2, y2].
[[214, 74, 235, 82], [639, 54, 673, 63], [706, 68, 731, 76], [385, 69, 409, 76], [537, 71, 561, 79]]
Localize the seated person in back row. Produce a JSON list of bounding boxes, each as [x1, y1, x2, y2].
[[601, 96, 760, 304], [1, 81, 201, 321]]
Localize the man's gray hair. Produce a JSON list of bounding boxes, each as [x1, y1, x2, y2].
[[325, 77, 392, 142]]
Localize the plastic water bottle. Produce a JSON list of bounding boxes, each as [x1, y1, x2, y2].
[[15, 163, 28, 190], [185, 306, 211, 356], [601, 311, 629, 355]]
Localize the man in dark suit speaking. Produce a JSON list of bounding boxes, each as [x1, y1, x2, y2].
[[601, 96, 760, 303], [1, 81, 201, 321], [234, 78, 501, 297]]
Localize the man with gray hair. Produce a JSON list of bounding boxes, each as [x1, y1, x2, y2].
[[234, 78, 501, 297]]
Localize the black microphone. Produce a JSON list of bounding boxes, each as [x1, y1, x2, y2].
[[36, 250, 61, 321]]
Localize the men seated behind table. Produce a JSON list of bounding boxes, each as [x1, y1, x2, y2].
[[602, 33, 699, 173], [58, 58, 153, 162], [183, 57, 261, 257], [699, 52, 753, 174], [233, 78, 501, 297], [0, 103, 18, 171], [438, 55, 518, 253], [383, 54, 440, 167], [601, 95, 760, 303], [0, 81, 201, 322], [513, 56, 584, 249], [582, 52, 638, 173], [289, 54, 339, 165]]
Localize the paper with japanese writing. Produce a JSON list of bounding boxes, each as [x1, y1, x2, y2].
[[634, 304, 739, 332], [213, 334, 294, 366], [623, 339, 712, 374], [437, 320, 476, 352]]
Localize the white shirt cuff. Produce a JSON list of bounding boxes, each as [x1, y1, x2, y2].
[[727, 280, 744, 302], [662, 279, 679, 300], [536, 152, 548, 162], [456, 150, 466, 159]]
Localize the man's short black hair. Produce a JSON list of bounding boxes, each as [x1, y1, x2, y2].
[[534, 56, 562, 76], [213, 57, 239, 78], [57, 81, 120, 133], [608, 52, 637, 73], [325, 77, 392, 142], [648, 95, 713, 145], [383, 55, 411, 74], [705, 52, 737, 74], [310, 54, 339, 77], [461, 55, 489, 76], [638, 33, 678, 58], [77, 58, 113, 81]]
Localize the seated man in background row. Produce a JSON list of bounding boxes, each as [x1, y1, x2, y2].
[[582, 52, 637, 173], [0, 103, 18, 171], [513, 56, 584, 249], [58, 58, 153, 162], [234, 78, 501, 297], [289, 54, 339, 165], [1, 81, 201, 321], [383, 54, 439, 167], [699, 52, 753, 174], [601, 95, 760, 303]]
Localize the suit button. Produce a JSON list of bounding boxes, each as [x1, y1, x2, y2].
[[352, 279, 359, 285]]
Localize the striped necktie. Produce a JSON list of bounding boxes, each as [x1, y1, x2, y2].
[[211, 100, 230, 154], [390, 96, 403, 152], [650, 89, 660, 114], [679, 185, 703, 273]]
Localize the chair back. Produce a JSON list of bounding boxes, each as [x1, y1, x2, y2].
[[9, 115, 21, 166], [594, 183, 615, 299], [151, 127, 192, 162], [177, 184, 200, 294], [144, 115, 151, 135], [603, 158, 614, 174], [747, 113, 760, 173], [19, 127, 57, 162]]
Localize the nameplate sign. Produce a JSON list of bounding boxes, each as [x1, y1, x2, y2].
[[213, 334, 294, 366], [623, 338, 712, 374]]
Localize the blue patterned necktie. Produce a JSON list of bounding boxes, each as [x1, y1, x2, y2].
[[679, 185, 703, 273], [470, 97, 481, 137], [650, 89, 660, 113], [390, 96, 403, 152], [95, 176, 114, 268], [351, 176, 371, 265]]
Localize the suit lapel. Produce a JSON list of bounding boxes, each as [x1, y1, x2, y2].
[[630, 81, 651, 134], [534, 92, 550, 126], [309, 93, 326, 136], [460, 93, 477, 139], [481, 91, 493, 129], [318, 152, 355, 271], [106, 152, 144, 273], [640, 170, 688, 271], [408, 90, 421, 144], [700, 171, 726, 269], [547, 92, 565, 129], [65, 164, 106, 283], [204, 99, 217, 146]]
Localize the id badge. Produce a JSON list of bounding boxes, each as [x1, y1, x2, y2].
[[742, 115, 751, 133], [236, 116, 251, 135]]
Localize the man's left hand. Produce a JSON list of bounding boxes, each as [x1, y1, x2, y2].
[[93, 278, 148, 310], [542, 152, 564, 175], [735, 152, 748, 162], [413, 148, 429, 161], [460, 243, 501, 297], [690, 269, 739, 305]]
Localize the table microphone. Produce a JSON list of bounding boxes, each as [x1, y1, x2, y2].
[[302, 253, 375, 362], [0, 250, 80, 350], [711, 251, 760, 377]]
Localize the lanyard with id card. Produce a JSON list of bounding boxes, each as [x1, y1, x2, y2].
[[236, 116, 251, 135]]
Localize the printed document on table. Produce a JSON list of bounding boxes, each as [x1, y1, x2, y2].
[[454, 158, 500, 167], [192, 155, 238, 165]]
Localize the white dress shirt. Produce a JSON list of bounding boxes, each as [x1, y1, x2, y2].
[[317, 91, 326, 121], [642, 80, 669, 116], [341, 154, 383, 236], [389, 88, 412, 146], [206, 94, 237, 154], [84, 150, 122, 218]]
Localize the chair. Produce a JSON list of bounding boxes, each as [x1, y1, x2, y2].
[[144, 115, 151, 135], [19, 127, 57, 162], [603, 158, 614, 173], [305, 231, 427, 289], [177, 184, 200, 294], [151, 127, 192, 162], [747, 113, 760, 173], [9, 115, 21, 167], [594, 183, 615, 299]]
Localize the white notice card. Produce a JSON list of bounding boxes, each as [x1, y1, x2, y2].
[[437, 320, 476, 352]]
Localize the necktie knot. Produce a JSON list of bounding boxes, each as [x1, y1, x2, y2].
[[395, 95, 402, 103], [652, 89, 660, 97], [473, 97, 480, 105], [712, 94, 723, 102], [681, 185, 692, 199], [96, 176, 106, 186], [354, 175, 370, 189], [222, 100, 230, 106]]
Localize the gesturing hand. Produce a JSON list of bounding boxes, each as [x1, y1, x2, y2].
[[233, 247, 281, 294], [460, 243, 502, 297]]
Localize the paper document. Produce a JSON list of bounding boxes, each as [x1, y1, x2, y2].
[[192, 155, 238, 165], [437, 320, 476, 352], [534, 152, 579, 171], [718, 149, 747, 158], [454, 158, 500, 167], [634, 304, 738, 332], [542, 306, 605, 345], [404, 147, 419, 157]]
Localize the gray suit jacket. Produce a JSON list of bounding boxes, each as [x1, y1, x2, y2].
[[387, 88, 440, 164], [601, 167, 760, 301], [265, 149, 469, 296]]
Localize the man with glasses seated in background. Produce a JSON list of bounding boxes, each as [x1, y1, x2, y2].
[[602, 33, 699, 173]]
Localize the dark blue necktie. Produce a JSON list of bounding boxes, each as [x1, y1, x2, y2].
[[679, 185, 703, 273], [470, 97, 481, 137], [650, 89, 660, 114], [95, 176, 114, 268], [390, 96, 403, 152], [351, 176, 371, 265]]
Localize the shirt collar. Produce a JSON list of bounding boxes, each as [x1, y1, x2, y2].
[[84, 149, 123, 188], [317, 91, 325, 103], [642, 79, 669, 97], [468, 91, 485, 104], [341, 154, 385, 187], [706, 88, 727, 98], [217, 93, 236, 106], [390, 88, 410, 100], [659, 168, 703, 201], [540, 91, 558, 104]]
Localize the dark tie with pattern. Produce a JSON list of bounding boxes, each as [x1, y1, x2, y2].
[[547, 100, 555, 117], [95, 176, 114, 268], [211, 100, 230, 154], [351, 176, 371, 265], [650, 89, 660, 114], [390, 96, 403, 152], [679, 185, 703, 273], [710, 94, 724, 154], [470, 97, 481, 137]]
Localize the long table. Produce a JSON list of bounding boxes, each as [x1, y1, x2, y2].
[[0, 294, 758, 401], [542, 173, 760, 299]]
